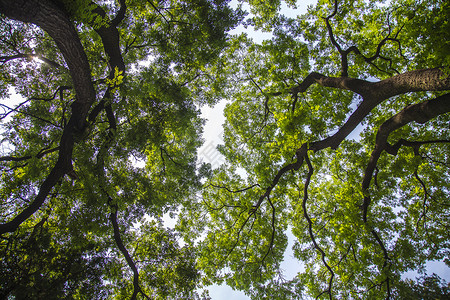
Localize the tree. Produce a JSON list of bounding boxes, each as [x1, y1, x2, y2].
[[177, 0, 450, 298], [393, 274, 450, 299], [0, 0, 240, 298], [1, 0, 449, 299]]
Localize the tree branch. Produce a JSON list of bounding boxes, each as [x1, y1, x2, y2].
[[355, 93, 450, 299], [323, 0, 407, 77], [110, 0, 127, 27], [414, 169, 430, 228], [108, 197, 149, 300], [253, 71, 449, 224], [0, 146, 59, 162], [0, 0, 98, 234], [296, 68, 450, 151], [361, 93, 450, 220], [0, 103, 62, 128], [0, 53, 64, 69], [209, 183, 260, 194], [91, 2, 125, 74], [301, 154, 334, 300]]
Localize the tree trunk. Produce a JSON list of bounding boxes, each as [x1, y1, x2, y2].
[[0, 0, 96, 126], [0, 0, 96, 234]]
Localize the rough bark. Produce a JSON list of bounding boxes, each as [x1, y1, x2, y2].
[[361, 92, 450, 220], [259, 70, 450, 226], [0, 0, 96, 123], [0, 0, 96, 234], [302, 68, 450, 150]]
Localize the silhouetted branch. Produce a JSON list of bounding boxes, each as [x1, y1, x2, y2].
[[218, 211, 255, 266], [1, 86, 71, 128], [301, 154, 334, 300], [260, 195, 276, 264], [147, 0, 169, 25], [414, 169, 430, 228], [0, 53, 64, 69], [209, 183, 261, 193], [358, 94, 450, 299], [108, 197, 150, 300], [110, 0, 127, 27], [323, 0, 407, 76], [361, 93, 450, 221], [0, 146, 59, 162]]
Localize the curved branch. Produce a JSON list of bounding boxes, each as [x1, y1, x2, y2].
[[110, 0, 127, 27], [0, 53, 64, 69], [251, 81, 449, 299], [0, 1, 97, 115], [0, 146, 59, 162], [414, 170, 429, 228], [218, 210, 256, 266], [302, 154, 334, 299], [291, 68, 450, 103], [260, 195, 276, 264], [0, 103, 62, 128], [323, 0, 348, 76], [323, 0, 407, 76], [0, 85, 71, 122], [108, 198, 149, 300], [0, 0, 97, 235], [255, 71, 449, 218], [0, 0, 130, 234], [91, 3, 125, 74], [361, 93, 450, 219], [250, 144, 308, 216], [95, 105, 146, 300], [384, 139, 450, 156], [356, 93, 450, 298], [293, 68, 450, 151], [209, 183, 260, 194]]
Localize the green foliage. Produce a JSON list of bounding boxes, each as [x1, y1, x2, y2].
[[393, 274, 450, 299], [178, 0, 450, 299], [1, 0, 449, 299], [0, 0, 241, 298], [0, 217, 111, 299]]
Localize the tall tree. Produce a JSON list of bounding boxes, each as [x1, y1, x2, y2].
[[178, 0, 450, 298], [1, 0, 449, 299], [0, 0, 240, 298]]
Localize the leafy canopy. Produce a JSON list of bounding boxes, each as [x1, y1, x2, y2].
[[1, 0, 450, 299], [178, 0, 450, 298], [0, 0, 241, 298]]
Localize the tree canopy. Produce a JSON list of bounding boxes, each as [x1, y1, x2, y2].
[[0, 0, 449, 299]]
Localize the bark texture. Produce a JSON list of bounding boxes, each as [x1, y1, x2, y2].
[[0, 0, 96, 234]]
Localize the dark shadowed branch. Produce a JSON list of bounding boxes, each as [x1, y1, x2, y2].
[[323, 0, 406, 77], [303, 155, 334, 300], [0, 0, 97, 234], [209, 183, 261, 194], [361, 93, 450, 220], [0, 146, 60, 162], [0, 53, 64, 69], [107, 197, 151, 300]]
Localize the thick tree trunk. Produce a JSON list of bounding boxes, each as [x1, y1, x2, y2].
[[0, 0, 96, 123], [0, 0, 96, 234], [305, 68, 450, 150]]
